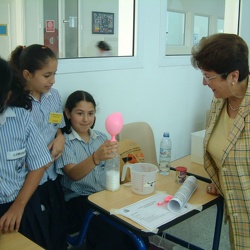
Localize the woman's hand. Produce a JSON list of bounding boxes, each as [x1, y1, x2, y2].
[[206, 183, 219, 195], [94, 140, 119, 163], [48, 132, 65, 161]]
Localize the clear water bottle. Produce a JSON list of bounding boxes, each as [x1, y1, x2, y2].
[[106, 154, 120, 191], [159, 132, 172, 175]]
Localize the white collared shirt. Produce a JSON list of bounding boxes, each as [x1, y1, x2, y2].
[[56, 128, 108, 201], [0, 106, 52, 204], [0, 106, 16, 125], [30, 88, 65, 184]]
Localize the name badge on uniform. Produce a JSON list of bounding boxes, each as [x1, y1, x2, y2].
[[7, 148, 26, 160], [48, 112, 63, 124]]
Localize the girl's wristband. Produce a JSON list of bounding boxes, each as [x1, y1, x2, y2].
[[92, 152, 99, 165]]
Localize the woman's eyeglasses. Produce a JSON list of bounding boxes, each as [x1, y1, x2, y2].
[[202, 73, 228, 84]]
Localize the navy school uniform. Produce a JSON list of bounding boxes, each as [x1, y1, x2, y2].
[[0, 106, 52, 248], [57, 129, 150, 250], [30, 88, 68, 250]]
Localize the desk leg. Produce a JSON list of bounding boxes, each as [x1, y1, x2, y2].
[[100, 214, 146, 250], [66, 208, 95, 247], [212, 197, 224, 250], [159, 198, 224, 250]]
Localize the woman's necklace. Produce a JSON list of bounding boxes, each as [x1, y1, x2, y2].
[[227, 99, 240, 111]]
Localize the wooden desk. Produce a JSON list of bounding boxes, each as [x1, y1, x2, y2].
[[87, 155, 223, 250], [171, 155, 208, 178], [170, 155, 212, 183], [88, 169, 218, 231], [0, 232, 44, 250]]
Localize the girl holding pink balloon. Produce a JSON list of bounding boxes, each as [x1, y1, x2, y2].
[[56, 90, 141, 249]]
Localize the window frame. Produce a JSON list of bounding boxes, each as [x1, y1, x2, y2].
[[57, 0, 142, 74]]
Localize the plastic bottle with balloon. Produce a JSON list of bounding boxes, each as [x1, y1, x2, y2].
[[105, 112, 123, 191]]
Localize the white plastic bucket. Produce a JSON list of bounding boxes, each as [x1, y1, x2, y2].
[[121, 163, 158, 195]]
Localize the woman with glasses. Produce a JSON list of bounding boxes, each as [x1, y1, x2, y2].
[[191, 33, 250, 250]]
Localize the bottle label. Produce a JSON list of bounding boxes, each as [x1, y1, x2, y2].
[[159, 148, 171, 161]]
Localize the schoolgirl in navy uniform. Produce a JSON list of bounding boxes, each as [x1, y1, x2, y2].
[[9, 45, 68, 250], [0, 57, 52, 247], [57, 90, 149, 249]]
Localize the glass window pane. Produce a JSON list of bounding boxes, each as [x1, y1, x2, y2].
[[64, 0, 78, 58], [22, 0, 135, 59], [194, 15, 209, 45], [44, 0, 59, 56], [167, 11, 185, 46], [165, 0, 229, 56], [217, 18, 224, 33]]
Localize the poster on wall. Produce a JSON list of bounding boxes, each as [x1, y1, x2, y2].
[[46, 20, 55, 32], [0, 24, 7, 35], [92, 11, 114, 34]]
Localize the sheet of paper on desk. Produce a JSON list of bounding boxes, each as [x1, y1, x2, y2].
[[116, 193, 196, 232]]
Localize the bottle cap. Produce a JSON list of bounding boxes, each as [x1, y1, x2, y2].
[[163, 132, 169, 137]]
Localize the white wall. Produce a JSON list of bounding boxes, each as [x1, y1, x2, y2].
[[54, 0, 213, 161], [239, 0, 250, 65], [0, 0, 12, 60], [23, 0, 43, 46], [0, 0, 24, 60], [5, 0, 249, 162], [224, 0, 239, 33]]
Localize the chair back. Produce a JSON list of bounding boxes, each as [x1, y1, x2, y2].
[[119, 139, 144, 183], [117, 122, 158, 166]]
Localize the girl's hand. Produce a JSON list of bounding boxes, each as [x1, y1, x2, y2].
[[94, 140, 119, 163], [206, 183, 219, 195], [0, 168, 45, 234], [48, 132, 65, 161], [0, 202, 25, 233]]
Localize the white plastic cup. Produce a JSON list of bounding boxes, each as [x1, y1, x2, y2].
[[121, 163, 158, 195]]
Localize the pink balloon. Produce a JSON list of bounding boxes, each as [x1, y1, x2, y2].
[[105, 112, 123, 141]]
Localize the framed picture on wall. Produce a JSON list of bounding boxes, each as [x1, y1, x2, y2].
[[92, 11, 114, 34]]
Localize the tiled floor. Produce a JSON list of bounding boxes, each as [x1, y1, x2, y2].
[[151, 204, 230, 250], [68, 205, 230, 250]]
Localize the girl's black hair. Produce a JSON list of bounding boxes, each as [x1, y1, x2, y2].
[[7, 44, 57, 110], [0, 57, 12, 113], [9, 44, 57, 74], [6, 63, 32, 110], [62, 90, 96, 134]]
